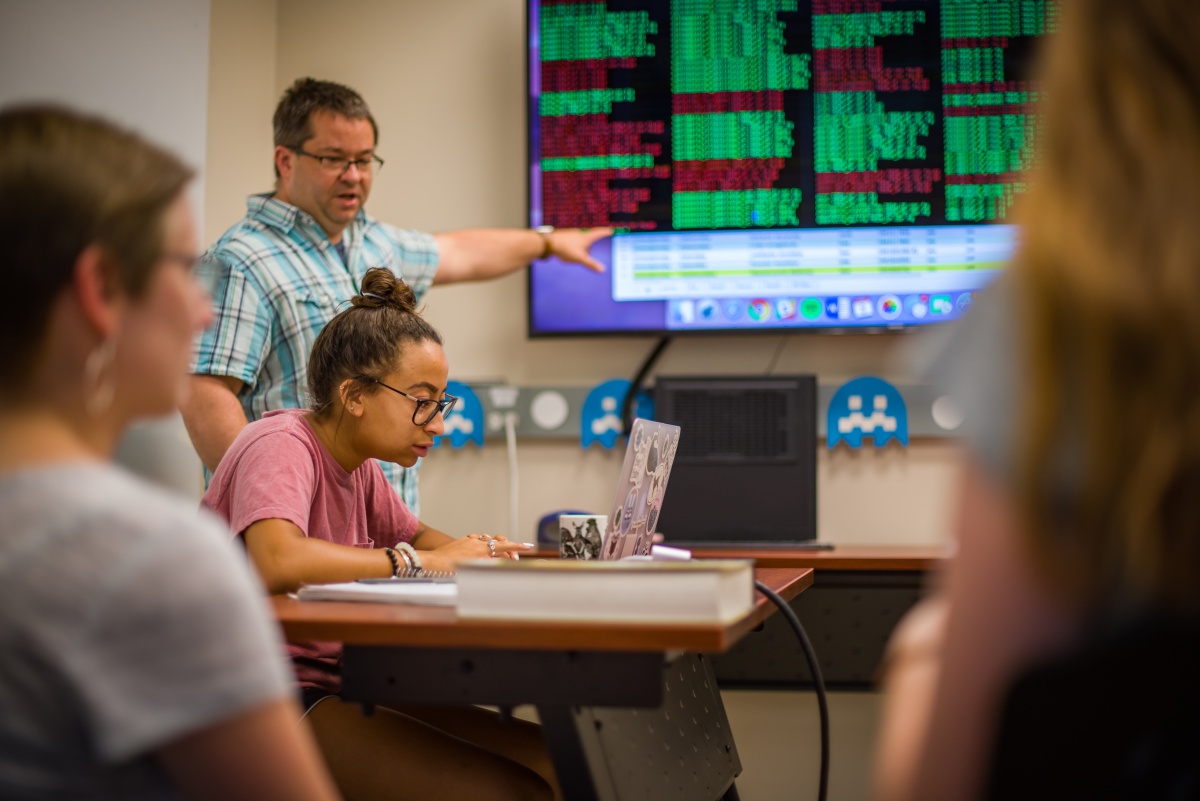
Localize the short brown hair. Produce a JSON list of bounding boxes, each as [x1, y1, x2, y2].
[[273, 77, 378, 178], [0, 105, 193, 395], [308, 268, 443, 417]]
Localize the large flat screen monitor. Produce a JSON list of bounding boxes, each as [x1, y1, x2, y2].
[[527, 0, 1054, 336]]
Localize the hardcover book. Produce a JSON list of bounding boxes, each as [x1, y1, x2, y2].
[[455, 559, 755, 624]]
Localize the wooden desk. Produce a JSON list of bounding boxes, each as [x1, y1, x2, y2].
[[530, 544, 949, 571], [272, 566, 811, 652], [523, 547, 948, 688], [687, 544, 949, 572], [273, 567, 812, 801], [682, 546, 949, 688]]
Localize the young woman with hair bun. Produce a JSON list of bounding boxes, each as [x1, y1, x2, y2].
[[203, 267, 553, 801]]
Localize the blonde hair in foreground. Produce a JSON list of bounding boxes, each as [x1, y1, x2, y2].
[[1014, 0, 1200, 610]]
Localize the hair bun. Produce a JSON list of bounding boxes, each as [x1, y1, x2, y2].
[[353, 267, 417, 312]]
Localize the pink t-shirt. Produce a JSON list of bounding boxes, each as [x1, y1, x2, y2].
[[203, 409, 419, 692]]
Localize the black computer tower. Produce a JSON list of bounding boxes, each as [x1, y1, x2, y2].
[[653, 375, 817, 545]]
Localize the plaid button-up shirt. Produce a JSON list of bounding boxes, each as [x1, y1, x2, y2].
[[191, 194, 439, 513]]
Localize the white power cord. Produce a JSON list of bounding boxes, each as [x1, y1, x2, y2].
[[503, 412, 519, 539]]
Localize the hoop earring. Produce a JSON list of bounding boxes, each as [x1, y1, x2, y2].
[[83, 336, 118, 417]]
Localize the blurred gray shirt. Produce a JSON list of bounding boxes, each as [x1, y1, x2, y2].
[[0, 463, 292, 800]]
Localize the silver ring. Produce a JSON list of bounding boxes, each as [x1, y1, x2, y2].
[[487, 539, 497, 557]]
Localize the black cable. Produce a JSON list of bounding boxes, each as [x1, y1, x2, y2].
[[621, 335, 672, 435], [754, 579, 829, 801]]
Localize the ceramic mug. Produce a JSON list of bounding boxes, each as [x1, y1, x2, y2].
[[558, 514, 608, 560]]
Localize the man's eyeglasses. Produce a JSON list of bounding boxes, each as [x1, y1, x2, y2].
[[290, 147, 385, 175], [360, 376, 457, 426]]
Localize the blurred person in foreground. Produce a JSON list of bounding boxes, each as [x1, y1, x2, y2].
[[875, 1, 1200, 799], [0, 106, 339, 800]]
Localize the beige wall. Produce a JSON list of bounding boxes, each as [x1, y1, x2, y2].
[[207, 0, 963, 546], [206, 0, 278, 245], [1, 0, 214, 496]]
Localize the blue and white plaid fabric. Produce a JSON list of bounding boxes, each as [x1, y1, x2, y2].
[[191, 194, 439, 513]]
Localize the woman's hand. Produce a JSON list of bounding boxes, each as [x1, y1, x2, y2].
[[419, 533, 533, 572]]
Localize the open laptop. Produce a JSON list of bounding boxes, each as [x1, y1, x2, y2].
[[599, 418, 682, 560]]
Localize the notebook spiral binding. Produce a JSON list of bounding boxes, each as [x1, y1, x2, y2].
[[396, 567, 455, 581], [355, 567, 456, 585]]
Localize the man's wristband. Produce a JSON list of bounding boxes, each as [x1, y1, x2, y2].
[[534, 225, 554, 259]]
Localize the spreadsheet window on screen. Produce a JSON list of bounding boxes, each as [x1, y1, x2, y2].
[[526, 0, 1055, 335]]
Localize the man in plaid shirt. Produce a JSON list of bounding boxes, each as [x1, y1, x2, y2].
[[183, 78, 608, 514]]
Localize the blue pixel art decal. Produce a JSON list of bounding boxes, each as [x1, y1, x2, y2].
[[827, 376, 909, 449], [433, 380, 485, 449], [580, 379, 654, 449]]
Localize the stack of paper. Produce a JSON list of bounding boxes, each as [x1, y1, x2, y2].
[[296, 580, 458, 606]]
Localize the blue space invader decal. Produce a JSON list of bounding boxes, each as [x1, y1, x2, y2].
[[827, 376, 909, 449], [433, 380, 485, 449], [580, 379, 654, 449]]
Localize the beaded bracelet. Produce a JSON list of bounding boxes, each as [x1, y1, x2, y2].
[[394, 541, 422, 574], [383, 547, 401, 577]]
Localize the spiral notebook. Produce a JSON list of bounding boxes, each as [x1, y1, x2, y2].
[[295, 580, 457, 606], [295, 570, 457, 605]]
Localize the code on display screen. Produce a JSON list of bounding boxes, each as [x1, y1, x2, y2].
[[532, 0, 1056, 233]]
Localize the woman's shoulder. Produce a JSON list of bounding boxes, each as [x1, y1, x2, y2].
[[2, 462, 226, 547], [3, 461, 195, 513], [245, 408, 315, 439], [0, 463, 250, 615], [227, 410, 324, 464]]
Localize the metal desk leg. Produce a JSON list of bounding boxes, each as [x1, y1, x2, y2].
[[340, 647, 740, 801], [539, 653, 741, 801]]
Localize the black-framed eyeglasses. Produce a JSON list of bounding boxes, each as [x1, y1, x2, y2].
[[360, 376, 457, 426], [290, 147, 384, 175]]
